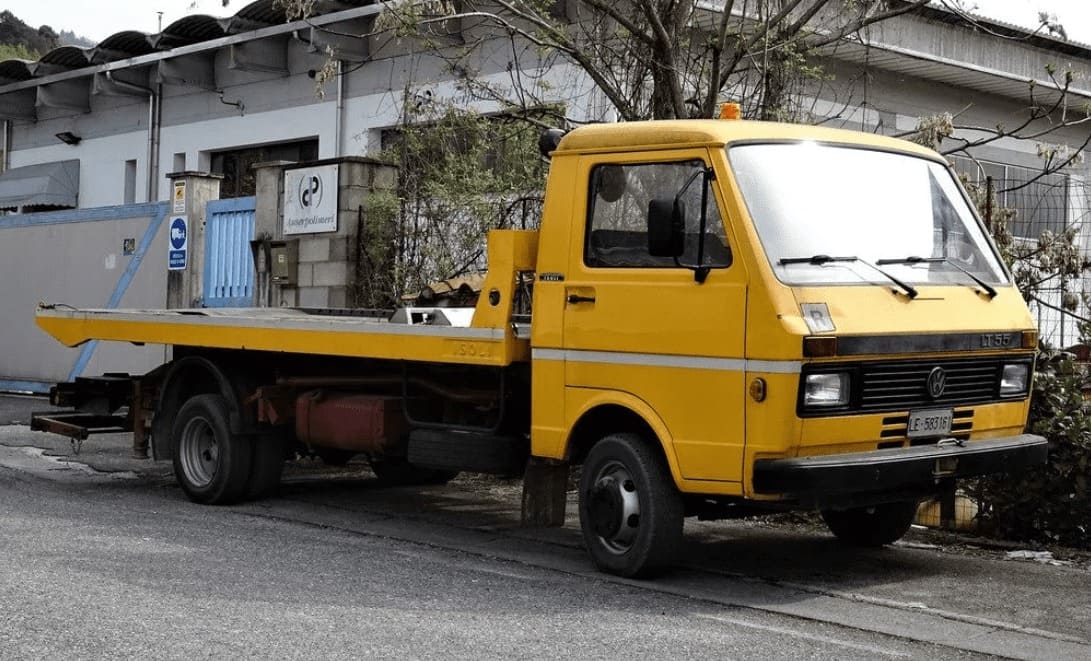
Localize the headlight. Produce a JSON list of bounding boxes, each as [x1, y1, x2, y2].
[[1000, 363, 1030, 396], [803, 372, 850, 408]]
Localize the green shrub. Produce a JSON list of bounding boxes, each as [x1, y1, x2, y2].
[[973, 349, 1091, 547]]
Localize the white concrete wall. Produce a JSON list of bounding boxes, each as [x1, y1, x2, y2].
[[0, 206, 170, 387]]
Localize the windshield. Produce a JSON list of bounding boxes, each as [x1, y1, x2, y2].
[[728, 143, 1009, 287]]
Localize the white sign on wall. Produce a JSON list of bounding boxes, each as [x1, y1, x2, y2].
[[283, 164, 339, 235]]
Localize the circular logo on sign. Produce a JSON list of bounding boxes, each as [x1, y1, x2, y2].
[[926, 366, 947, 399], [299, 174, 323, 209], [169, 217, 187, 250]]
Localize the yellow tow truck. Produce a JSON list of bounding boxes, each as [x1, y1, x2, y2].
[[35, 118, 1047, 577]]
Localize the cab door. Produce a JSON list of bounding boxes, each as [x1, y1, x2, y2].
[[562, 150, 748, 483]]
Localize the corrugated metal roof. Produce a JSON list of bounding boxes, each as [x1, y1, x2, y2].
[[38, 46, 91, 69], [94, 31, 157, 62], [1, 1, 1086, 109], [155, 14, 229, 48], [230, 0, 288, 29], [825, 40, 1091, 103], [908, 1, 1091, 55], [0, 60, 34, 84]]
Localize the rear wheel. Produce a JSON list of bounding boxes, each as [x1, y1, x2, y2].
[[578, 433, 683, 578], [171, 394, 252, 505], [821, 500, 919, 547]]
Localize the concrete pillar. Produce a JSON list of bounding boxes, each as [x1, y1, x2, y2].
[[253, 161, 294, 307], [164, 171, 222, 309], [251, 157, 399, 310]]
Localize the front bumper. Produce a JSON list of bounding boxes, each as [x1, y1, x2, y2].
[[753, 435, 1047, 503]]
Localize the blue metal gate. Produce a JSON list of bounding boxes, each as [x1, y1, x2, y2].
[[203, 196, 256, 307]]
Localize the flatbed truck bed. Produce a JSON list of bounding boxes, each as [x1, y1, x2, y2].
[[35, 304, 528, 367]]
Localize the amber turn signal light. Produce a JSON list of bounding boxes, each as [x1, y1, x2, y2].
[[1021, 330, 1038, 349]]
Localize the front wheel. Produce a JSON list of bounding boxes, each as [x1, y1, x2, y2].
[[821, 500, 919, 547], [578, 433, 683, 578], [171, 394, 252, 505]]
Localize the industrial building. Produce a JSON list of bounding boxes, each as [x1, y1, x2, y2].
[[1, 0, 1090, 389]]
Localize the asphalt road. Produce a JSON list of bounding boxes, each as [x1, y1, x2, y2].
[[0, 457, 968, 660], [1, 395, 1089, 659]]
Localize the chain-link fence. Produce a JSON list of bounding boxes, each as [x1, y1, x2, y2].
[[1003, 175, 1088, 349], [955, 160, 1091, 349]]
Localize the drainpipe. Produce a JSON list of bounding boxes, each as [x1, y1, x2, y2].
[[1, 120, 9, 173], [149, 83, 162, 202], [105, 72, 161, 202], [335, 60, 344, 158]]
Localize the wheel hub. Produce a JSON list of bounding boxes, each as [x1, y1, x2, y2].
[[588, 477, 624, 538], [586, 464, 641, 553], [180, 416, 217, 488]]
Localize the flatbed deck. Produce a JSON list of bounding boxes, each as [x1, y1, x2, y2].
[[36, 304, 528, 367]]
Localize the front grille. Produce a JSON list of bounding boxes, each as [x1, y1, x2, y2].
[[860, 358, 1000, 411], [799, 355, 1032, 417]]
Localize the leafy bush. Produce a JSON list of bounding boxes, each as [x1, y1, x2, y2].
[[973, 349, 1091, 547], [938, 173, 1091, 547]]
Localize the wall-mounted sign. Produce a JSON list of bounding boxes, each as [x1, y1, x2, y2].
[[283, 164, 339, 235], [168, 215, 188, 270], [172, 179, 186, 214]]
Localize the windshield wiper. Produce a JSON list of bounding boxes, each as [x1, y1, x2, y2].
[[875, 256, 997, 300], [779, 254, 857, 266], [778, 255, 918, 299]]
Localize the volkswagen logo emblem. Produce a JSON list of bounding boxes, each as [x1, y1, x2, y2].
[[926, 367, 947, 399]]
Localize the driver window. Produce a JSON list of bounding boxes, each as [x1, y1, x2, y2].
[[585, 160, 731, 268]]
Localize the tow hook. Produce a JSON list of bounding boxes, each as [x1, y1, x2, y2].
[[934, 437, 964, 477]]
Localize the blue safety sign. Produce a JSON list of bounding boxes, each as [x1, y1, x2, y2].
[[168, 216, 187, 270]]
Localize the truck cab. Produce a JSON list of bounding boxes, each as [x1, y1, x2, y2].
[[529, 120, 1044, 576]]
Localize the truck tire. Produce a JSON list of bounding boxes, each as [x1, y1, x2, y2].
[[821, 500, 919, 547], [369, 457, 458, 486], [578, 433, 683, 578], [171, 394, 252, 505], [245, 432, 288, 499]]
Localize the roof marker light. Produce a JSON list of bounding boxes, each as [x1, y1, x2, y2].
[[719, 102, 741, 120]]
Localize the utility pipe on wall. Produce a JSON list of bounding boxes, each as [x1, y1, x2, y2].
[[149, 83, 162, 202], [104, 72, 162, 202], [335, 60, 344, 158], [1, 120, 10, 173]]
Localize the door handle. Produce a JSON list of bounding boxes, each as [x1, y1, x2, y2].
[[567, 294, 596, 304]]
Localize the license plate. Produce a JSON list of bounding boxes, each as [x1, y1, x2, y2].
[[907, 408, 953, 439]]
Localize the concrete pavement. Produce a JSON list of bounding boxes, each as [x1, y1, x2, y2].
[[2, 393, 1089, 658]]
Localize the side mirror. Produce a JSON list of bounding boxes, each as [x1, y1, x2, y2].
[[538, 128, 566, 160], [648, 198, 685, 257]]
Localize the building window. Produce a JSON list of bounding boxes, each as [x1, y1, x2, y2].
[[124, 159, 137, 204], [210, 139, 318, 198]]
